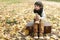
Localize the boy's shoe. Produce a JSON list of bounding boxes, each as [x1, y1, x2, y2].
[[34, 36, 38, 39], [34, 33, 38, 39], [38, 33, 44, 39], [39, 36, 44, 40]]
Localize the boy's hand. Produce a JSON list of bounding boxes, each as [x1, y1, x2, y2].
[[34, 13, 41, 21]]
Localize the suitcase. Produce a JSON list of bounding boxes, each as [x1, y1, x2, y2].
[[25, 19, 52, 36], [44, 22, 52, 34]]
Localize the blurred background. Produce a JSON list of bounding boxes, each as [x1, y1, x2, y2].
[[0, 0, 60, 40]]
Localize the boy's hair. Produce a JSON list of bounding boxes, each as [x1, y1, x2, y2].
[[34, 1, 43, 8]]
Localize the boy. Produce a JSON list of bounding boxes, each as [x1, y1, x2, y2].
[[26, 1, 46, 39], [33, 1, 46, 39]]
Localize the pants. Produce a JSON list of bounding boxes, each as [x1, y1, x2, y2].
[[26, 20, 44, 35]]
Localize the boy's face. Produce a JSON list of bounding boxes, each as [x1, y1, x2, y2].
[[34, 5, 41, 10]]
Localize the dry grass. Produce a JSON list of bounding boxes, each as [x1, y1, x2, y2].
[[0, 0, 60, 40]]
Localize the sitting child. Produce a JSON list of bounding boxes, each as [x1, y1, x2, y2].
[[26, 1, 46, 39]]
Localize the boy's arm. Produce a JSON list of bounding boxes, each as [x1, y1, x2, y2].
[[40, 10, 46, 20], [34, 10, 46, 21]]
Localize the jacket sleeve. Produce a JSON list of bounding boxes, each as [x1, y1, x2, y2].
[[40, 10, 46, 20]]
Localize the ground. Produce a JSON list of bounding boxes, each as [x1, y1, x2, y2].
[[0, 0, 60, 40]]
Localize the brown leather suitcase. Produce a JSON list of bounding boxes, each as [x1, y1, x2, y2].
[[26, 22, 51, 36], [44, 22, 52, 34], [34, 19, 51, 34], [25, 19, 52, 36]]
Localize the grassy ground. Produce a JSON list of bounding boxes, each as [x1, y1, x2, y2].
[[0, 0, 60, 40], [0, 0, 24, 4], [0, 0, 60, 4], [0, 0, 34, 4], [47, 0, 60, 2]]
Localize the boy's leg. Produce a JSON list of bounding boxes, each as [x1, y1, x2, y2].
[[26, 19, 39, 39], [33, 22, 39, 39], [33, 18, 40, 39], [39, 20, 44, 39]]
